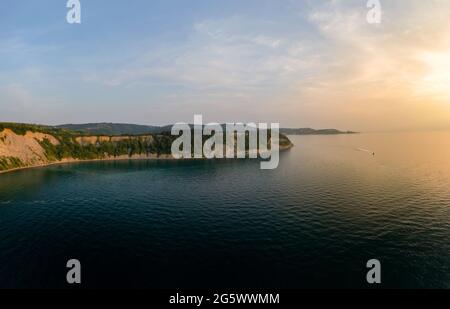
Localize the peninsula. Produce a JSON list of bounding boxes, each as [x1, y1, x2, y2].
[[0, 122, 293, 173]]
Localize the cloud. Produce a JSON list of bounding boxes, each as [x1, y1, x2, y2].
[[2, 1, 450, 129], [277, 0, 450, 130], [82, 16, 316, 94]]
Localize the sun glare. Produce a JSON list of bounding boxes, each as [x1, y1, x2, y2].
[[420, 52, 450, 99]]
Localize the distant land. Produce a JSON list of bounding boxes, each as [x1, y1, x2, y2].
[[56, 123, 357, 136], [279, 128, 358, 135], [56, 123, 168, 135], [0, 122, 293, 173]]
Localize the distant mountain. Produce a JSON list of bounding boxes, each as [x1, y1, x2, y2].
[[56, 123, 164, 135], [280, 128, 357, 135], [56, 123, 357, 136]]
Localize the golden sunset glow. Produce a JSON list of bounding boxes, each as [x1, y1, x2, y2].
[[1, 0, 450, 132], [419, 51, 450, 99]]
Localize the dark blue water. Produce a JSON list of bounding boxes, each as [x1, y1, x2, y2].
[[1, 133, 449, 288]]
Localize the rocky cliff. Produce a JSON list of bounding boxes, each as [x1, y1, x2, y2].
[[0, 124, 293, 173]]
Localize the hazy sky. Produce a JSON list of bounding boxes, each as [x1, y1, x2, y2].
[[1, 0, 450, 131]]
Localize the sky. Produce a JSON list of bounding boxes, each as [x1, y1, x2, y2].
[[1, 0, 450, 131]]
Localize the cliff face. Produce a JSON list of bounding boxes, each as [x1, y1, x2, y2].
[[0, 126, 293, 173], [0, 129, 59, 170], [75, 135, 155, 145], [0, 128, 170, 172]]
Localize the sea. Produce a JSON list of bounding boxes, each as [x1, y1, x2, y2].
[[0, 132, 449, 288]]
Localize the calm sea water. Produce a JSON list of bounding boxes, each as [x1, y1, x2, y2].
[[0, 132, 449, 288]]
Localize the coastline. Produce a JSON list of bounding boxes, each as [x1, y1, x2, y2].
[[0, 144, 293, 175], [0, 155, 176, 175]]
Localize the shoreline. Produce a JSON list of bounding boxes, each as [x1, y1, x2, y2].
[[0, 144, 293, 175], [0, 155, 177, 175]]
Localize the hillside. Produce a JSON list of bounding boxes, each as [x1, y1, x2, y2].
[[55, 123, 164, 135], [280, 128, 357, 135], [0, 123, 178, 172], [57, 123, 356, 136], [0, 123, 293, 173]]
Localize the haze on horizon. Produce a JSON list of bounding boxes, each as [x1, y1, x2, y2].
[[1, 0, 450, 132]]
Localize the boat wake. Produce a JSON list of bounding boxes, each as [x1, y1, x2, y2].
[[357, 148, 375, 155]]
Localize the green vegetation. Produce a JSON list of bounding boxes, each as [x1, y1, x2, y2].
[[0, 122, 64, 136], [0, 156, 24, 171], [56, 123, 164, 135], [279, 134, 292, 148], [37, 134, 175, 162], [0, 123, 176, 162], [0, 123, 293, 172], [56, 123, 355, 136], [0, 125, 180, 166]]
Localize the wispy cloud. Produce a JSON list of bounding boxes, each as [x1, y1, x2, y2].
[[1, 0, 450, 129], [82, 15, 315, 93]]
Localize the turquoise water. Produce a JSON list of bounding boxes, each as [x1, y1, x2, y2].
[[0, 133, 449, 288]]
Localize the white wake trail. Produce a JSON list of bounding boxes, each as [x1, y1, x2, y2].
[[356, 147, 376, 156]]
